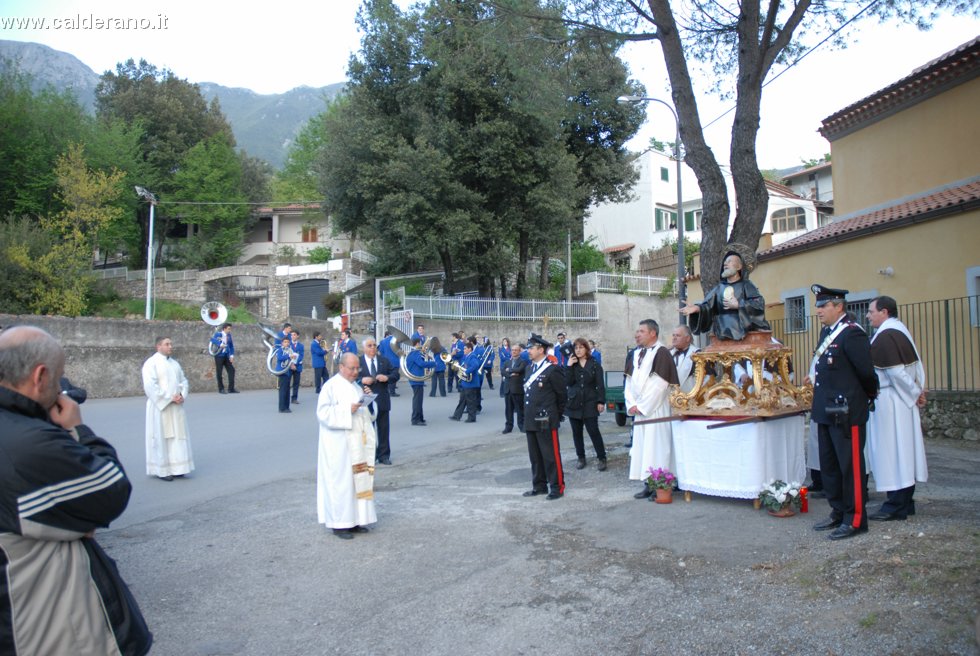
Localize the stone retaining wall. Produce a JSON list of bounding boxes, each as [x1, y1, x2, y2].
[[921, 390, 980, 441]]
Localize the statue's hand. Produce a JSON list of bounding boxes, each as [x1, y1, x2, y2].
[[680, 304, 699, 316], [723, 297, 739, 310]]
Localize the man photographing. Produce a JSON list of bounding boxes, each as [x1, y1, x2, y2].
[[0, 326, 152, 654]]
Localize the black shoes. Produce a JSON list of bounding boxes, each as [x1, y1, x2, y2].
[[522, 490, 545, 497], [449, 416, 461, 421], [279, 409, 292, 414], [377, 458, 392, 465], [546, 491, 563, 500], [813, 516, 842, 531], [829, 525, 867, 540], [597, 459, 607, 472], [464, 418, 476, 423], [219, 390, 227, 394], [350, 526, 370, 533], [412, 421, 427, 426], [333, 529, 353, 540], [502, 427, 512, 434], [158, 475, 174, 482], [229, 390, 240, 394], [575, 458, 587, 470], [634, 487, 653, 499], [869, 511, 906, 521]]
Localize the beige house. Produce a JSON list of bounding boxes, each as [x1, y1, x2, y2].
[[241, 203, 354, 265], [752, 36, 980, 323]]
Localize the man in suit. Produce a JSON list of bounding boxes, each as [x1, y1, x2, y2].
[[522, 334, 567, 500], [210, 322, 238, 394], [501, 343, 527, 433], [449, 341, 482, 423], [359, 338, 400, 465], [406, 337, 436, 425], [290, 330, 305, 404], [311, 331, 328, 394], [805, 284, 879, 541]]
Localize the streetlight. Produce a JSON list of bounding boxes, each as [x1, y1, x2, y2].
[[135, 186, 157, 320], [617, 95, 687, 320]]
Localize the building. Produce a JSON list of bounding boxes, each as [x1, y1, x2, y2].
[[241, 203, 354, 266], [753, 36, 980, 318]]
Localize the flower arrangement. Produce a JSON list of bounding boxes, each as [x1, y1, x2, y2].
[[645, 467, 677, 491], [757, 479, 803, 513]]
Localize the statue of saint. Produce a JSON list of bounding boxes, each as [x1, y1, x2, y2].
[[680, 244, 770, 341]]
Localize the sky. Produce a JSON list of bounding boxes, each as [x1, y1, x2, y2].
[[2, 0, 978, 169]]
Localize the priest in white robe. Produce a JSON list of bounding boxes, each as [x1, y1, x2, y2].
[[626, 320, 679, 498], [142, 336, 194, 480], [317, 352, 378, 539], [669, 324, 700, 394], [866, 296, 928, 521]]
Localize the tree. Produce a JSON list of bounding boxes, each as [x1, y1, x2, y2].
[[272, 110, 330, 203], [554, 0, 977, 292], [7, 144, 125, 316], [318, 0, 642, 297], [95, 59, 235, 268], [168, 134, 252, 269]]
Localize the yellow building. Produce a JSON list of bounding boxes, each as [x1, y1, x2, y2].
[[753, 36, 980, 320], [748, 37, 980, 394]]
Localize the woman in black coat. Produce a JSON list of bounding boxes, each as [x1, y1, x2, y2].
[[565, 338, 608, 471]]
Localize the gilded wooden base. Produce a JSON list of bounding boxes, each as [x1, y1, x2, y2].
[[669, 331, 812, 417]]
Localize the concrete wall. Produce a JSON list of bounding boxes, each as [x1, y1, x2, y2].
[[0, 313, 341, 399]]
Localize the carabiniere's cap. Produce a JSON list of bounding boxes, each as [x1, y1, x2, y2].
[[812, 284, 848, 307], [527, 333, 552, 349]]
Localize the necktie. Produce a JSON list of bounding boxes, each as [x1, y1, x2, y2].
[[370, 359, 376, 377], [674, 349, 686, 364], [637, 348, 647, 367]]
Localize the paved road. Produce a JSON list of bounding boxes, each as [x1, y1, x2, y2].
[[84, 382, 980, 655]]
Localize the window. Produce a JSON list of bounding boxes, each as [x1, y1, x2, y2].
[[817, 212, 833, 227], [846, 300, 871, 333], [785, 295, 806, 333], [684, 209, 701, 232], [770, 207, 807, 233], [660, 167, 669, 182], [654, 209, 676, 232], [967, 266, 980, 327], [302, 226, 318, 242]]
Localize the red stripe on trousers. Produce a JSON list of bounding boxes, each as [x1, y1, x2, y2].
[[552, 428, 565, 494], [851, 424, 863, 528]]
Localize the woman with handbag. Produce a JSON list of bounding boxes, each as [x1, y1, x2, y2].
[[565, 338, 608, 471]]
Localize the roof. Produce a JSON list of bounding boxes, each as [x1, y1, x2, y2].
[[764, 179, 805, 199], [602, 243, 635, 254], [254, 203, 324, 215], [782, 161, 831, 181], [758, 177, 980, 261], [820, 37, 980, 142]]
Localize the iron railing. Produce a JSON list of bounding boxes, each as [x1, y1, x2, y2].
[[404, 295, 599, 322], [769, 295, 979, 392], [576, 271, 673, 296]]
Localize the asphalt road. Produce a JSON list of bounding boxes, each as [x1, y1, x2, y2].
[[83, 381, 980, 656]]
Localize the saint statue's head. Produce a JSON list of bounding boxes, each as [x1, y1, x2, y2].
[[719, 243, 757, 283]]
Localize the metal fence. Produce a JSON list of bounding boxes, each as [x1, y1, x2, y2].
[[576, 271, 673, 296], [404, 295, 599, 322], [770, 295, 980, 392]]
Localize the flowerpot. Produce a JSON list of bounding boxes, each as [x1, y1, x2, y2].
[[655, 488, 673, 504], [767, 507, 796, 518]]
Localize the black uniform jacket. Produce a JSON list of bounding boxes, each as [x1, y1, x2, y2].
[[523, 361, 567, 430], [811, 320, 878, 426], [358, 354, 400, 412], [564, 358, 606, 419], [502, 357, 528, 395]]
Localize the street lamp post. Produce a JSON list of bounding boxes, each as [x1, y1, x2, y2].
[[617, 95, 687, 321], [135, 186, 157, 320]]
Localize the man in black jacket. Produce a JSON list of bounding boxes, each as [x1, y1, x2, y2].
[[501, 343, 527, 434], [805, 285, 879, 541], [0, 325, 151, 655], [359, 337, 401, 465], [522, 334, 568, 500]]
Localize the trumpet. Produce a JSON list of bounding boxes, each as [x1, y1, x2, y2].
[[441, 351, 471, 383]]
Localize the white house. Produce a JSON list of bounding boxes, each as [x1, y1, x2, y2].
[[585, 155, 820, 270]]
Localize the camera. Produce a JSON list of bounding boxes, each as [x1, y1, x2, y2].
[[558, 341, 574, 360], [825, 394, 848, 427]]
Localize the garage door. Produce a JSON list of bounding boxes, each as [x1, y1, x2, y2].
[[289, 279, 330, 318]]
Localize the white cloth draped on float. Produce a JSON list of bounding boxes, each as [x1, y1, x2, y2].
[[142, 352, 194, 477], [625, 343, 673, 480], [867, 318, 928, 491], [316, 374, 378, 529]]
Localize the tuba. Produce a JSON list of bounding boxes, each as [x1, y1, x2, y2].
[[259, 323, 292, 376], [202, 302, 228, 355], [389, 325, 437, 383]]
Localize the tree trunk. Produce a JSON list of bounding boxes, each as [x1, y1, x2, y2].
[[538, 247, 550, 291], [516, 228, 529, 298], [439, 248, 454, 292]]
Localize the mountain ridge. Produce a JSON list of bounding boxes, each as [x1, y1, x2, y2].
[[0, 39, 343, 168]]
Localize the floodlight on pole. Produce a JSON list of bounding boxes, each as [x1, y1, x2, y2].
[[135, 186, 158, 320], [616, 95, 687, 321]]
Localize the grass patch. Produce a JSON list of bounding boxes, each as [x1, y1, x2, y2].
[[858, 612, 878, 629]]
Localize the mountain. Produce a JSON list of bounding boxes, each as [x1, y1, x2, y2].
[[0, 40, 344, 169]]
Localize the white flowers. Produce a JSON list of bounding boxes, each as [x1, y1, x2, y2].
[[758, 479, 804, 512]]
